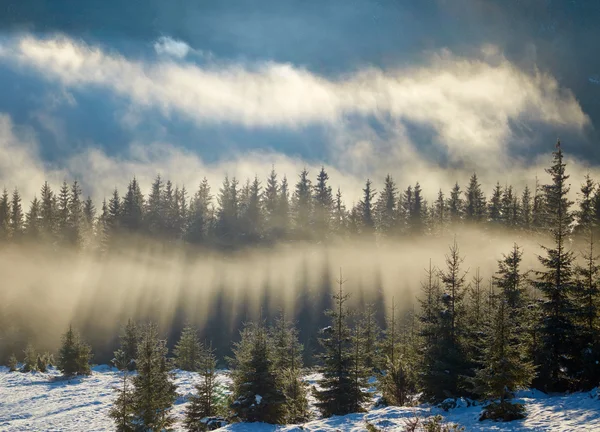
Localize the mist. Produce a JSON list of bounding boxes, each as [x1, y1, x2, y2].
[[0, 225, 562, 363]]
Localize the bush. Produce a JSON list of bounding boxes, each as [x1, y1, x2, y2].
[[479, 401, 526, 422], [8, 354, 18, 372]]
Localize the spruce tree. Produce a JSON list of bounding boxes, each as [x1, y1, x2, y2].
[[520, 186, 533, 231], [187, 178, 213, 245], [348, 320, 371, 412], [184, 343, 222, 431], [447, 183, 463, 226], [474, 293, 536, 421], [174, 323, 202, 371], [263, 167, 280, 241], [121, 177, 145, 234], [57, 325, 92, 376], [315, 269, 366, 416], [57, 181, 71, 245], [434, 189, 447, 236], [332, 188, 348, 240], [39, 182, 57, 244], [130, 323, 177, 430], [532, 177, 546, 231], [574, 174, 596, 237], [533, 141, 577, 392], [420, 239, 470, 400], [573, 232, 600, 387], [465, 173, 486, 224], [292, 169, 312, 240], [119, 319, 138, 371], [278, 176, 291, 239], [360, 303, 381, 372], [25, 197, 42, 241], [22, 342, 38, 373], [359, 180, 376, 237], [67, 180, 84, 247], [10, 188, 24, 242], [109, 349, 135, 432], [229, 320, 286, 424], [488, 183, 502, 225], [269, 312, 309, 423], [378, 299, 410, 406], [0, 188, 10, 241], [375, 174, 398, 237], [312, 167, 333, 238]]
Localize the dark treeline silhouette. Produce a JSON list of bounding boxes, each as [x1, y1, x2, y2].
[[1, 147, 599, 251], [3, 142, 600, 425]]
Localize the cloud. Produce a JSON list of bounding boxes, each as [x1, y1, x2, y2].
[[153, 36, 191, 59], [0, 35, 588, 167]]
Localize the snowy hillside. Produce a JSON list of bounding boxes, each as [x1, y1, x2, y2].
[[1, 365, 600, 431]]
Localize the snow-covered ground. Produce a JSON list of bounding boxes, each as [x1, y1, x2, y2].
[[1, 365, 600, 431]]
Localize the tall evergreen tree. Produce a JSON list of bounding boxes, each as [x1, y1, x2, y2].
[[187, 178, 213, 245], [312, 167, 333, 238], [121, 177, 144, 234], [174, 323, 202, 371], [216, 176, 240, 247], [488, 182, 502, 225], [109, 349, 135, 432], [146, 175, 165, 238], [533, 141, 577, 392], [39, 182, 57, 244], [0, 188, 10, 241], [240, 176, 262, 244], [315, 269, 368, 416], [573, 232, 600, 387], [184, 343, 222, 431], [359, 180, 376, 237], [520, 186, 533, 231], [57, 181, 71, 245], [131, 323, 177, 430], [409, 182, 426, 235], [9, 188, 24, 242], [25, 197, 42, 241], [263, 167, 280, 241], [360, 303, 381, 372], [574, 174, 596, 237], [119, 319, 138, 371], [292, 169, 312, 239], [465, 173, 486, 223], [229, 320, 286, 424], [57, 325, 92, 376], [278, 176, 291, 239], [332, 188, 348, 239], [375, 174, 397, 237], [67, 181, 84, 247], [447, 183, 463, 225], [532, 177, 546, 231], [433, 189, 447, 236], [348, 319, 371, 412], [474, 293, 536, 421]]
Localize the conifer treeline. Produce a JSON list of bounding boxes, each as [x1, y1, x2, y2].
[[1, 146, 599, 250]]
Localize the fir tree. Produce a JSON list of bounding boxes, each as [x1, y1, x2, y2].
[[447, 183, 463, 225], [9, 188, 24, 242], [574, 174, 596, 237], [465, 173, 486, 223], [312, 167, 333, 238], [315, 269, 368, 416], [278, 176, 291, 239], [573, 232, 600, 387], [146, 175, 165, 237], [109, 349, 135, 432], [184, 343, 222, 431], [474, 293, 536, 421], [375, 174, 398, 236], [378, 298, 410, 406], [360, 303, 381, 372], [488, 183, 502, 225], [292, 169, 312, 239], [263, 167, 280, 241], [130, 323, 177, 430], [0, 188, 10, 241], [25, 197, 42, 241], [57, 325, 92, 376], [57, 181, 71, 244], [409, 182, 426, 236], [434, 189, 447, 236], [520, 186, 533, 231], [348, 320, 371, 412], [533, 140, 577, 392], [39, 182, 57, 243], [121, 177, 144, 234], [229, 320, 286, 424], [187, 178, 213, 245], [119, 319, 138, 371], [21, 342, 38, 373], [359, 180, 376, 237], [174, 323, 202, 371], [532, 177, 545, 231], [269, 312, 309, 423], [332, 188, 348, 239]]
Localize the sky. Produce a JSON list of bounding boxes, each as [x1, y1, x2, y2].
[[0, 0, 599, 204]]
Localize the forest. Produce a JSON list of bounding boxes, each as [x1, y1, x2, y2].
[[2, 142, 600, 428]]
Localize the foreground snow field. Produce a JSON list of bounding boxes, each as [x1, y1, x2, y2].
[[1, 366, 600, 431]]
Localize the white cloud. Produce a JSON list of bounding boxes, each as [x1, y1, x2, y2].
[[0, 35, 588, 169], [153, 36, 191, 59]]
